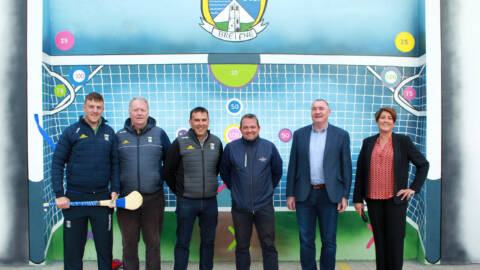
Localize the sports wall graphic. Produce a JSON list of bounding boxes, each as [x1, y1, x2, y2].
[[29, 0, 440, 264]]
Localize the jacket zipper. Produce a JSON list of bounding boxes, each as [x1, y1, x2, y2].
[[201, 142, 206, 198], [137, 136, 141, 192], [248, 145, 255, 214]]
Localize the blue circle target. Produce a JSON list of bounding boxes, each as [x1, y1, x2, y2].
[[70, 66, 89, 86], [226, 98, 243, 115]]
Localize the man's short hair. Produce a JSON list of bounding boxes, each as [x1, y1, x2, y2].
[[312, 99, 329, 107], [85, 92, 104, 104], [240, 113, 260, 128], [129, 97, 149, 111], [190, 107, 209, 119]]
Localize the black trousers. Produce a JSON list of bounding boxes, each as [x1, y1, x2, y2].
[[62, 191, 113, 270], [231, 203, 278, 270], [117, 190, 165, 270], [366, 198, 407, 270]]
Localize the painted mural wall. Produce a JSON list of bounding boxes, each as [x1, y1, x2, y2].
[[8, 0, 480, 266]]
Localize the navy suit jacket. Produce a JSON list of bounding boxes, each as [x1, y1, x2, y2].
[[286, 124, 352, 203], [353, 133, 429, 205]]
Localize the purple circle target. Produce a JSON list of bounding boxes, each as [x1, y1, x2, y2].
[[279, 128, 292, 143], [176, 128, 188, 137]]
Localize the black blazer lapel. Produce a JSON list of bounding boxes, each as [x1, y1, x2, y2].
[[392, 133, 402, 188], [366, 135, 378, 168]]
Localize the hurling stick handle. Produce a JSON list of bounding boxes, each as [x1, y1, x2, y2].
[[42, 201, 100, 208]]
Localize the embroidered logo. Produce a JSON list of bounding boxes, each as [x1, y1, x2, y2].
[[147, 136, 153, 143], [259, 157, 267, 162], [200, 0, 268, 42], [79, 134, 88, 139], [210, 143, 215, 150], [187, 145, 196, 150], [122, 139, 129, 144], [104, 134, 110, 141]]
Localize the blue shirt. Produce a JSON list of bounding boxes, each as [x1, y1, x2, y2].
[[309, 124, 328, 185]]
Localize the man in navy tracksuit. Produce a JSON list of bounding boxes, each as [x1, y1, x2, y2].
[[220, 114, 283, 270], [51, 92, 120, 270], [116, 97, 171, 270]]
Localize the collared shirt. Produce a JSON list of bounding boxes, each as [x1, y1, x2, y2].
[[309, 124, 328, 185], [368, 137, 395, 199], [199, 133, 209, 147]]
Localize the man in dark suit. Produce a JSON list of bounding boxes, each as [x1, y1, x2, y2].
[[286, 99, 352, 270]]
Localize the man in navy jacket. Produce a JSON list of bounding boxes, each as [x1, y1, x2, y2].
[[286, 99, 352, 270], [116, 97, 171, 270], [51, 92, 119, 270], [220, 114, 282, 270]]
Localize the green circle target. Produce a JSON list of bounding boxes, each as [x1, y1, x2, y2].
[[209, 64, 258, 89], [54, 84, 67, 97]]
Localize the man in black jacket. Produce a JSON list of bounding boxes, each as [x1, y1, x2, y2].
[[116, 97, 171, 270], [220, 114, 282, 270], [51, 92, 119, 270], [164, 107, 223, 270]]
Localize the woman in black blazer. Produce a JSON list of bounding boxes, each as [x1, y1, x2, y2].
[[353, 107, 429, 270]]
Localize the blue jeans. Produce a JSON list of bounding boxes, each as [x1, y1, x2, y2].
[[296, 189, 338, 270], [174, 196, 218, 270], [231, 203, 278, 270]]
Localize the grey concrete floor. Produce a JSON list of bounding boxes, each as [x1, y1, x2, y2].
[[0, 261, 479, 270]]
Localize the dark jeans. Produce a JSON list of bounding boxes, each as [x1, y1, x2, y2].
[[174, 196, 218, 270], [117, 190, 165, 270], [62, 191, 113, 270], [366, 198, 407, 270], [296, 188, 338, 270], [231, 203, 278, 270]]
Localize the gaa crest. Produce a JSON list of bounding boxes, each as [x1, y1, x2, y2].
[[200, 0, 268, 42]]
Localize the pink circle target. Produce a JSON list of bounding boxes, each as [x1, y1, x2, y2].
[[279, 129, 292, 143], [403, 87, 416, 101], [227, 127, 242, 142], [55, 31, 75, 51]]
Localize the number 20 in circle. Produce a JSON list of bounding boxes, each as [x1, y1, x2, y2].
[[226, 98, 243, 116]]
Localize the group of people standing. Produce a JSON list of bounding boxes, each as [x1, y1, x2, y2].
[[52, 93, 429, 270]]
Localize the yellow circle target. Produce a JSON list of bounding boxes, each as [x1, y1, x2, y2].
[[395, 32, 415, 53]]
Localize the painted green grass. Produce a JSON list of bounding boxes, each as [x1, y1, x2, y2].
[[214, 22, 254, 32], [46, 211, 420, 262]]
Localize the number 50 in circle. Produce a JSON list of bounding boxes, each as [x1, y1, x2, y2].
[[226, 98, 243, 116]]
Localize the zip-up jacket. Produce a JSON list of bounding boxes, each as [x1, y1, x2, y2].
[[116, 117, 171, 196], [164, 129, 223, 199], [220, 137, 283, 212], [51, 116, 120, 198]]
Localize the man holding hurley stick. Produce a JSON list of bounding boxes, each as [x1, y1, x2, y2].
[[51, 92, 120, 270]]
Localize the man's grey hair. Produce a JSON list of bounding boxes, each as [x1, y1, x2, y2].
[[311, 99, 329, 107], [129, 97, 149, 111]]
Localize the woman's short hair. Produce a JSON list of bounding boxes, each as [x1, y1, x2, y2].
[[375, 107, 397, 123]]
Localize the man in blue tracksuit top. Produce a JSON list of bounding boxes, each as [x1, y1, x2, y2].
[[51, 92, 120, 270], [220, 114, 283, 270]]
